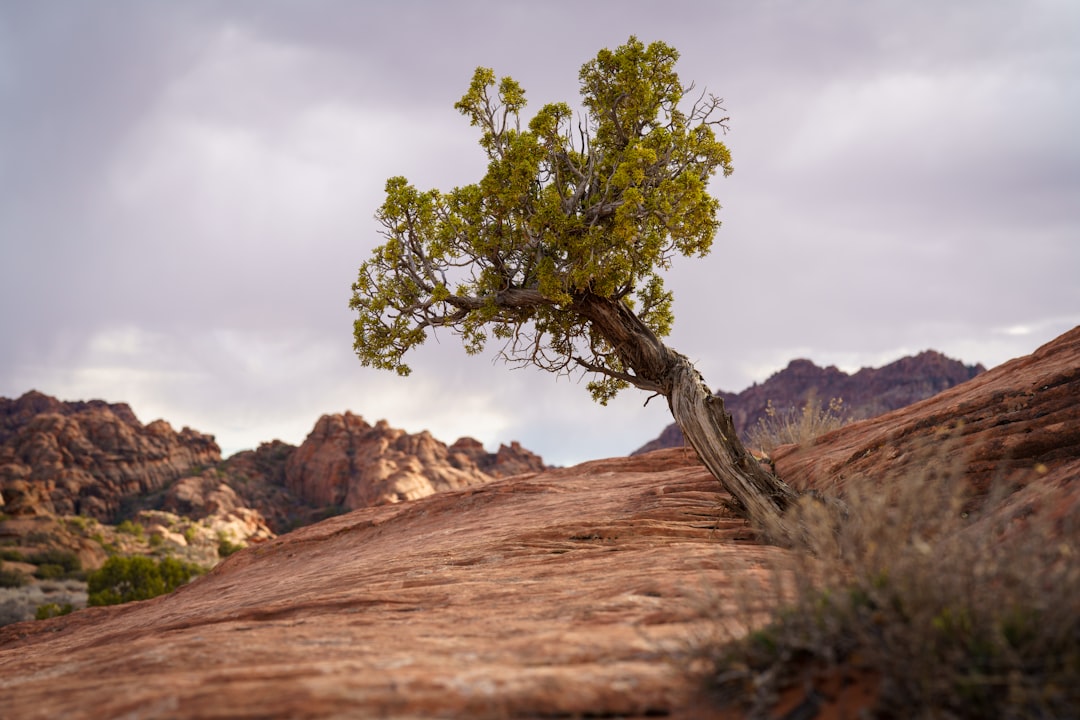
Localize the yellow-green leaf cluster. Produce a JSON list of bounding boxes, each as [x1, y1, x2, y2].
[[350, 37, 732, 400]]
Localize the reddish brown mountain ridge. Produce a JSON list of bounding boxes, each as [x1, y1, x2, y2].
[[0, 394, 546, 533], [0, 391, 221, 520], [634, 349, 985, 454], [0, 328, 1075, 718]]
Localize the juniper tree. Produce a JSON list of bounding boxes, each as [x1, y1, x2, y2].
[[350, 37, 799, 530]]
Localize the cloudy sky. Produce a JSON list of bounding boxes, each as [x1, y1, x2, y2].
[[2, 1, 1077, 465]]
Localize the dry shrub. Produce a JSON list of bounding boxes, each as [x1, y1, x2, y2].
[[748, 391, 847, 455], [695, 438, 1080, 718]]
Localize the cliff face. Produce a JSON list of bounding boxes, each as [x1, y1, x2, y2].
[[634, 350, 985, 454], [0, 392, 220, 521]]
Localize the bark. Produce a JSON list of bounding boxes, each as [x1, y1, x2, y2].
[[573, 292, 799, 532], [667, 358, 799, 531]]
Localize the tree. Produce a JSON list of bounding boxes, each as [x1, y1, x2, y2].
[[87, 555, 203, 606], [349, 37, 799, 531]]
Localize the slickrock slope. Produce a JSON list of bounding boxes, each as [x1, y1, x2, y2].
[[635, 350, 985, 454], [773, 326, 1080, 500], [0, 393, 221, 521], [0, 449, 777, 718]]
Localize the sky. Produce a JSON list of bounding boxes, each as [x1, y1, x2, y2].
[[1, 1, 1078, 466]]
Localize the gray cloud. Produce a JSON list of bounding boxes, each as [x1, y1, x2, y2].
[[2, 1, 1078, 465]]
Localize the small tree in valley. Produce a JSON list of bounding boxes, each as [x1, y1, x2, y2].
[[350, 37, 799, 531]]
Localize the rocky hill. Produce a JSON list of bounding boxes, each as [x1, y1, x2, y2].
[[0, 396, 545, 530], [633, 349, 985, 454], [221, 413, 546, 532], [0, 328, 1075, 718], [0, 391, 221, 520]]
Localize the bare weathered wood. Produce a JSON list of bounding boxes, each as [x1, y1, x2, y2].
[[572, 292, 799, 531]]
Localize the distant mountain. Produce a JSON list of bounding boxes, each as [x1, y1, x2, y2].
[[632, 350, 986, 454]]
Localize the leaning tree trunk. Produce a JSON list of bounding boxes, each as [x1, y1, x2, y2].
[[667, 358, 799, 530], [574, 292, 799, 532]]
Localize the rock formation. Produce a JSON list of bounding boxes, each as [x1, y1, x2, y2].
[[0, 392, 220, 520], [157, 473, 275, 546], [448, 436, 548, 477], [634, 349, 985, 454], [0, 328, 1076, 718], [284, 413, 504, 509]]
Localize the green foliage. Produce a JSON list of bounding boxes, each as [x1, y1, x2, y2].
[[350, 37, 732, 403], [115, 519, 145, 538], [0, 548, 24, 562], [33, 564, 66, 580], [64, 515, 94, 532], [35, 602, 74, 620], [0, 567, 28, 588], [86, 555, 204, 607], [28, 549, 82, 579], [217, 533, 243, 558]]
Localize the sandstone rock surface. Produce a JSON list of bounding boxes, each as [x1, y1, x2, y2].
[[0, 449, 776, 718], [772, 326, 1080, 500]]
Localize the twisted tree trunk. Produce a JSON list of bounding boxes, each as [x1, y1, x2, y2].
[[667, 358, 799, 528], [574, 292, 799, 531]]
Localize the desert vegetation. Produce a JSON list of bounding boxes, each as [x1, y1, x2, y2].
[[87, 555, 204, 607], [0, 510, 240, 626], [692, 436, 1080, 717], [747, 393, 847, 456]]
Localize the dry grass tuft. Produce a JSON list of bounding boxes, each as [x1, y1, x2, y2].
[[747, 391, 847, 455], [692, 438, 1080, 718]]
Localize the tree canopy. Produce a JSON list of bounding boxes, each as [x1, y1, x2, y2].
[[351, 37, 800, 528], [350, 36, 732, 404]]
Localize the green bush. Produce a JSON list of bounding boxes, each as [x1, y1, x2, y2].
[[0, 567, 28, 588], [35, 603, 74, 620], [64, 515, 94, 532], [87, 556, 204, 606], [0, 548, 24, 562], [217, 535, 243, 558], [33, 563, 66, 580], [27, 549, 82, 579], [115, 520, 145, 538]]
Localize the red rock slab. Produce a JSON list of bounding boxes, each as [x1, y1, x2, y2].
[[0, 449, 785, 719], [773, 325, 1080, 497]]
